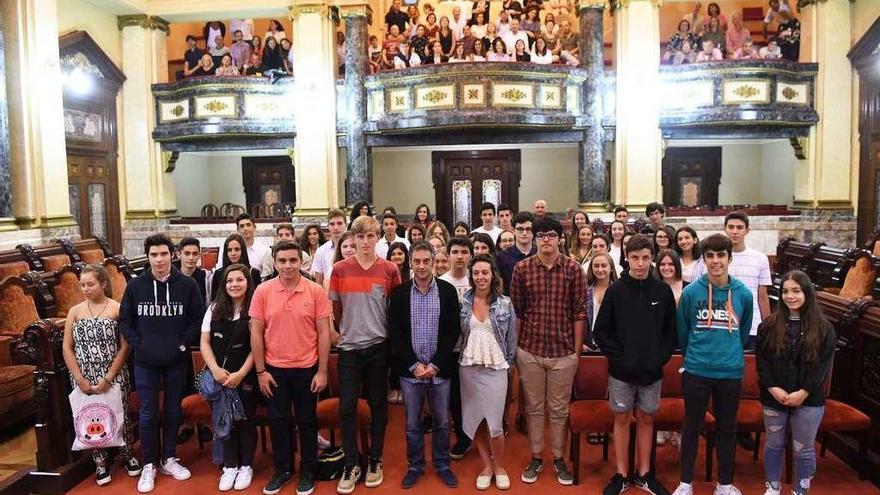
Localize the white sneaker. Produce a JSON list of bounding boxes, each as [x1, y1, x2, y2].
[[235, 466, 254, 491], [764, 483, 781, 495], [219, 467, 238, 491], [160, 457, 192, 481], [715, 484, 743, 495], [672, 482, 694, 495], [138, 464, 157, 493]]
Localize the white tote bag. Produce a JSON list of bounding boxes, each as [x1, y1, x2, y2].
[[69, 383, 126, 451]]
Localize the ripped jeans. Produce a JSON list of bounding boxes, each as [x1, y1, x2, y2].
[[762, 404, 825, 494]]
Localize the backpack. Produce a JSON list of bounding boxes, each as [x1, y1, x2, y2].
[[316, 446, 346, 480]]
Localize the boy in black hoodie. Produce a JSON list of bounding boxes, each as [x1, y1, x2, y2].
[[594, 234, 677, 495], [120, 234, 205, 493]]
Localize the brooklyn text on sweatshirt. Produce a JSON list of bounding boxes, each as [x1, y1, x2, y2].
[[137, 302, 185, 317]]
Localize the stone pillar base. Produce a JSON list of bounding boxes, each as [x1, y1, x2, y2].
[[578, 202, 610, 213], [0, 225, 81, 251]]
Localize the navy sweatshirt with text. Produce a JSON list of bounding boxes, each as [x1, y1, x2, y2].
[[119, 266, 205, 368]]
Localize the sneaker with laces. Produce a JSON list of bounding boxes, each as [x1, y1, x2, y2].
[[365, 458, 384, 487], [633, 472, 670, 495], [137, 464, 157, 493], [521, 458, 543, 483], [714, 484, 743, 495], [219, 467, 238, 491], [449, 440, 472, 460], [235, 466, 254, 491], [96, 464, 112, 486], [603, 473, 630, 495], [125, 457, 143, 477], [263, 471, 292, 495], [553, 458, 573, 486], [672, 482, 693, 495], [297, 471, 316, 495], [337, 464, 361, 494], [763, 482, 781, 495], [160, 458, 192, 480]]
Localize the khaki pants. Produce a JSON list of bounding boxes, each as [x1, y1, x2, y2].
[[515, 347, 579, 459]]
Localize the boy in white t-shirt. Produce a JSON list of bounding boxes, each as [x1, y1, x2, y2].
[[471, 201, 504, 243]]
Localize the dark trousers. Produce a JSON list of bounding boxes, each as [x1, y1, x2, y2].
[[449, 352, 470, 447], [339, 343, 389, 466], [134, 363, 188, 465], [266, 364, 318, 474], [680, 371, 742, 485], [222, 386, 259, 468]]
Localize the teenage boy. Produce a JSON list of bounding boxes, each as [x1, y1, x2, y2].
[[235, 213, 272, 278], [594, 234, 676, 495], [177, 237, 208, 304], [510, 217, 587, 486], [251, 241, 332, 495], [312, 208, 348, 286], [182, 35, 204, 78], [471, 202, 504, 243], [673, 234, 753, 495], [691, 211, 771, 350], [645, 202, 666, 231], [614, 206, 629, 224], [389, 242, 461, 489], [376, 213, 409, 259], [329, 216, 402, 494], [120, 234, 205, 494], [497, 212, 536, 295], [262, 224, 297, 282], [498, 203, 514, 231], [439, 237, 473, 459]]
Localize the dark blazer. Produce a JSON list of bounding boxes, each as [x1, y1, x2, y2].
[[389, 278, 462, 380]]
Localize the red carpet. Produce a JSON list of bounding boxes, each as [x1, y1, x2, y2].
[[68, 404, 878, 495]]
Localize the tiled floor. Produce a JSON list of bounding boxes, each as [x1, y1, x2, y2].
[[0, 422, 36, 484]]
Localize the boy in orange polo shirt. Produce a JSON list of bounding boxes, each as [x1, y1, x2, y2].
[[250, 241, 332, 495]]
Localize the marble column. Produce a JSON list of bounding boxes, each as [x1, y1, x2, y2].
[[793, 0, 853, 209], [341, 3, 372, 206], [119, 16, 175, 220], [291, 0, 340, 217], [2, 0, 74, 230], [0, 8, 13, 230], [613, 0, 662, 210], [578, 1, 607, 211]]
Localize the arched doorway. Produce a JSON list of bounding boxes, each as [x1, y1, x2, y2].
[[59, 31, 125, 252]]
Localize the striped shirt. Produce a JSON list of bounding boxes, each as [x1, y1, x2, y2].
[[510, 254, 588, 358], [328, 257, 402, 350]]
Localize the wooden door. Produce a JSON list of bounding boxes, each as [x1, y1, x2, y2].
[[661, 147, 722, 208], [241, 156, 295, 217], [432, 150, 521, 227], [67, 151, 120, 251], [856, 84, 880, 245]]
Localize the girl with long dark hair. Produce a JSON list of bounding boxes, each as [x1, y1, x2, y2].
[[299, 224, 326, 274], [756, 270, 835, 495], [211, 234, 262, 299], [675, 226, 701, 283]]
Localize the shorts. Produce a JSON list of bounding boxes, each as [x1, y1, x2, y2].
[[608, 376, 662, 414]]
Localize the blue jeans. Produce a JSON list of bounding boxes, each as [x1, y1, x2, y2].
[[134, 363, 188, 465], [763, 405, 825, 494], [399, 378, 451, 473]]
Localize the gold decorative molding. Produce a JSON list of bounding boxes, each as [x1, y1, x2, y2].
[[293, 207, 332, 217], [338, 4, 372, 18], [578, 202, 611, 213], [126, 209, 160, 220], [578, 0, 609, 10], [16, 214, 77, 229], [0, 217, 19, 232], [289, 3, 330, 20], [793, 199, 853, 210], [796, 0, 856, 9], [117, 15, 170, 34], [611, 0, 663, 12]]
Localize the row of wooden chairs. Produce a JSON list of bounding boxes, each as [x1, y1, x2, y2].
[[774, 236, 880, 300], [568, 354, 871, 485]]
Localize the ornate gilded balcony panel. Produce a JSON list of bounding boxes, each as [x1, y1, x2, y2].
[[152, 77, 295, 151], [658, 60, 818, 138], [363, 63, 593, 133]]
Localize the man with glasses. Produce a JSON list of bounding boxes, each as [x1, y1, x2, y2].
[[329, 216, 402, 494], [497, 211, 536, 295], [510, 217, 587, 486]]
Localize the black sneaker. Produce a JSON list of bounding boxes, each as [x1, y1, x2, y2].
[[604, 473, 630, 495], [95, 464, 112, 486], [263, 471, 293, 495], [125, 457, 143, 477], [553, 458, 573, 486], [521, 458, 543, 483], [296, 471, 315, 495], [422, 414, 433, 434], [449, 440, 471, 460], [633, 472, 670, 495]]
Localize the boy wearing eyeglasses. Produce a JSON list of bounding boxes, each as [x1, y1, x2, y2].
[[510, 216, 587, 486]]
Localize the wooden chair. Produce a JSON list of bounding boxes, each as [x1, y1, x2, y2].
[[825, 250, 880, 299], [817, 360, 871, 480], [51, 263, 86, 319], [568, 355, 615, 485], [735, 354, 765, 462], [201, 203, 220, 218]]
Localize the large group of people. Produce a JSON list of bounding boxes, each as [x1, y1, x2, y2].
[[181, 20, 295, 80], [62, 198, 835, 495], [663, 0, 801, 64]]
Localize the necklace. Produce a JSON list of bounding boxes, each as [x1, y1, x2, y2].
[[88, 299, 109, 318]]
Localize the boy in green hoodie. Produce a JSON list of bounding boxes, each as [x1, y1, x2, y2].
[[673, 234, 753, 495]]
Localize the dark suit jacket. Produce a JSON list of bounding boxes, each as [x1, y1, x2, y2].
[[389, 278, 461, 380]]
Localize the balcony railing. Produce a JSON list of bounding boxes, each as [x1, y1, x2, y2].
[[658, 60, 819, 138], [151, 76, 295, 150]]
